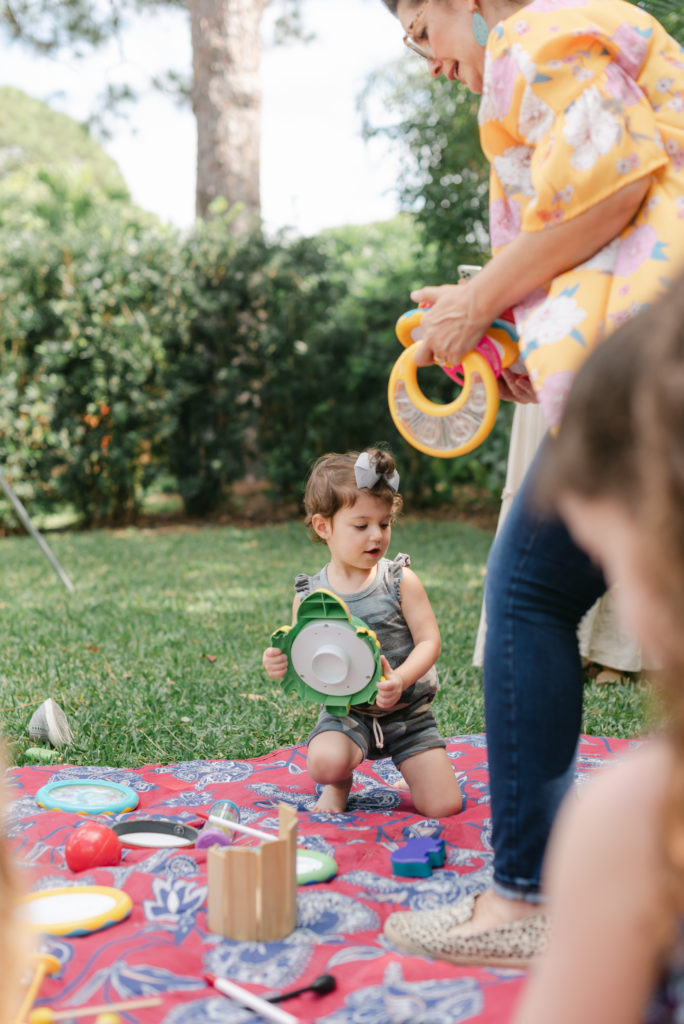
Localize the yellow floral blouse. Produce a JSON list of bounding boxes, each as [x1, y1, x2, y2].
[[479, 0, 684, 426]]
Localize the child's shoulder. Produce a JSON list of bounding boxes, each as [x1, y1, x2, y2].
[[294, 567, 326, 597]]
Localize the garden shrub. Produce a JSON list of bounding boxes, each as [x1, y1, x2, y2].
[[0, 179, 511, 530], [0, 167, 177, 528]]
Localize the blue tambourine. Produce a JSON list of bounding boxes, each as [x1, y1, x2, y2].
[[36, 778, 139, 815]]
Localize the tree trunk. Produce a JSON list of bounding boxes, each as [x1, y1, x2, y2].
[[188, 0, 269, 225]]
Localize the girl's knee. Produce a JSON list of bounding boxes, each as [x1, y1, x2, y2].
[[307, 740, 360, 784], [413, 788, 463, 819]]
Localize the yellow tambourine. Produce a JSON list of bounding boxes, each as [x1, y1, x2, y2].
[[388, 307, 525, 459]]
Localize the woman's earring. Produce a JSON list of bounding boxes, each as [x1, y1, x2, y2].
[[472, 9, 489, 46]]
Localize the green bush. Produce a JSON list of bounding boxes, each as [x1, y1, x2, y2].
[[0, 182, 511, 530], [0, 168, 177, 528]]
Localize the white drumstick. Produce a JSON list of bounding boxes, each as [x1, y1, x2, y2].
[[205, 973, 299, 1024], [207, 815, 277, 842]]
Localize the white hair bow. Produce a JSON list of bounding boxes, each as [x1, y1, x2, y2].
[[354, 452, 400, 493]]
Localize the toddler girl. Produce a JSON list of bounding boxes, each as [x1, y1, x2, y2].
[[263, 448, 463, 817], [517, 276, 684, 1022]]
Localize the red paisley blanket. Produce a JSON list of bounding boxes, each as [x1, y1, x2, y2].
[[9, 734, 633, 1024]]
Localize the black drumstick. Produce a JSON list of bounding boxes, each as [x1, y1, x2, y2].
[[267, 973, 337, 1003]]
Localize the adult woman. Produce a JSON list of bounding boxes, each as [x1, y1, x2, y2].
[[380, 0, 684, 965]]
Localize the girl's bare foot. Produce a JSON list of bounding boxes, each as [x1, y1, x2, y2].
[[311, 778, 352, 813], [448, 888, 542, 937]]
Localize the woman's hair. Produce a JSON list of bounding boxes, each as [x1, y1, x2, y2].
[[537, 273, 684, 906], [380, 0, 528, 19], [381, 0, 419, 15], [303, 448, 403, 541]]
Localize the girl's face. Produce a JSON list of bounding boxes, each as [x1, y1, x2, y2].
[[312, 493, 393, 571], [560, 494, 673, 666], [397, 0, 488, 94]]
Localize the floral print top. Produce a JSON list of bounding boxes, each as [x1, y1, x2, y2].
[[478, 0, 684, 427]]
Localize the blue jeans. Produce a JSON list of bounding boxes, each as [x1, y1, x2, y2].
[[483, 441, 606, 902]]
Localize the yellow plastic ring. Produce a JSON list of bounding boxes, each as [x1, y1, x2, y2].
[[388, 347, 500, 458]]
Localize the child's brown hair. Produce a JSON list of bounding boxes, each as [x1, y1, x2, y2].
[[304, 448, 403, 541]]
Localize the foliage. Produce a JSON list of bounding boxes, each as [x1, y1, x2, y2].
[[0, 89, 513, 530], [0, 191, 513, 528], [0, 117, 178, 527], [361, 65, 489, 279], [637, 0, 684, 40], [0, 0, 309, 133], [0, 87, 129, 197]]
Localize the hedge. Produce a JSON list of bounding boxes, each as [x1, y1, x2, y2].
[[0, 172, 510, 530]]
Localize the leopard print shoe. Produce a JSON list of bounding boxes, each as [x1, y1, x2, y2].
[[383, 893, 550, 968]]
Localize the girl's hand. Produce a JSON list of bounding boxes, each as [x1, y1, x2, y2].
[[498, 370, 538, 404], [375, 656, 405, 710], [410, 282, 494, 369], [262, 647, 288, 680]]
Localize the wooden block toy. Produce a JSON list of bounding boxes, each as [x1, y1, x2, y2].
[[207, 803, 297, 941], [390, 836, 445, 878]]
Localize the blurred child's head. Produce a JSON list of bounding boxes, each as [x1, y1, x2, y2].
[[304, 449, 403, 562], [537, 278, 684, 673], [0, 756, 32, 1024]]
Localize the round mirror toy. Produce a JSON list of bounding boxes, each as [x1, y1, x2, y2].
[[36, 779, 139, 816], [21, 885, 132, 937]]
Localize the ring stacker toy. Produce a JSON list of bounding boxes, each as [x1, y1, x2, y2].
[[271, 589, 383, 715], [112, 819, 199, 849], [194, 799, 240, 850], [27, 997, 162, 1023], [388, 304, 528, 458], [21, 885, 132, 937], [13, 953, 60, 1024], [35, 780, 139, 816]]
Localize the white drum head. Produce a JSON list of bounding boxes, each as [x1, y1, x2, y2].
[[290, 621, 376, 697]]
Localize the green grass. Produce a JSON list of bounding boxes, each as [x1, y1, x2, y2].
[[1, 517, 652, 768]]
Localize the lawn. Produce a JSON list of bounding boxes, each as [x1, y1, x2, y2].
[[1, 516, 653, 768]]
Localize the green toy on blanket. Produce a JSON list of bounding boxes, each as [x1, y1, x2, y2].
[[270, 589, 383, 715]]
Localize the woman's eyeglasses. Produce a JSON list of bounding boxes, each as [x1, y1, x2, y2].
[[403, 0, 432, 60]]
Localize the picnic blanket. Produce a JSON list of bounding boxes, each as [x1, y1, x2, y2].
[[8, 734, 635, 1023]]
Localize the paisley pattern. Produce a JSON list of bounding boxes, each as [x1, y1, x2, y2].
[[9, 734, 630, 1022]]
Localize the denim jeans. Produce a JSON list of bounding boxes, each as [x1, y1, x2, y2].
[[483, 441, 606, 901]]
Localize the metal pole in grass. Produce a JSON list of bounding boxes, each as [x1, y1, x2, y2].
[[0, 468, 74, 592]]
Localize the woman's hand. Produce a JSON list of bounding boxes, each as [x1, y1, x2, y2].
[[410, 282, 495, 368], [498, 370, 538, 404], [375, 656, 405, 710], [262, 646, 288, 680]]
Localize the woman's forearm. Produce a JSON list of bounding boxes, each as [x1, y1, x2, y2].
[[473, 176, 651, 319]]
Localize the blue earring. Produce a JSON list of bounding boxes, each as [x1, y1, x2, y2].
[[472, 9, 489, 46]]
